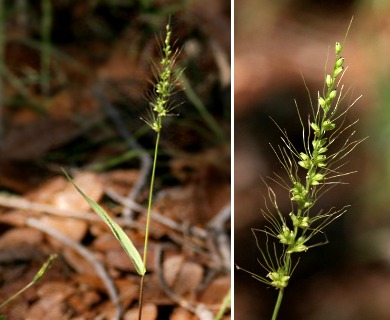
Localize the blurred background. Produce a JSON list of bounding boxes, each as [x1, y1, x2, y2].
[[235, 1, 390, 319]]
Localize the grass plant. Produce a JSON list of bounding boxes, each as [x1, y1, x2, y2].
[[66, 21, 182, 319], [237, 18, 365, 319], [0, 254, 57, 318], [138, 21, 182, 319]]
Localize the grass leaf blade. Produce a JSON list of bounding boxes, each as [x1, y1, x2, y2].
[[63, 170, 146, 276]]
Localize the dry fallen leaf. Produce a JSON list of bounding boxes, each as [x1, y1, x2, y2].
[[27, 282, 75, 320], [123, 303, 158, 320], [52, 172, 104, 212], [0, 228, 44, 263], [67, 289, 101, 313], [198, 275, 230, 305], [163, 255, 204, 298], [115, 278, 139, 309], [102, 169, 140, 197], [30, 172, 104, 242], [39, 216, 89, 243], [0, 228, 43, 250], [62, 246, 97, 275], [171, 307, 197, 320]]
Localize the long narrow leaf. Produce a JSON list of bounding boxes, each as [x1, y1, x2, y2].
[[64, 170, 146, 276]]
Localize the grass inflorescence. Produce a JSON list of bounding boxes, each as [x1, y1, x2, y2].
[[237, 18, 365, 319], [138, 21, 182, 320], [65, 21, 182, 320]]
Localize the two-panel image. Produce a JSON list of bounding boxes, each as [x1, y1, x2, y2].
[[0, 1, 387, 319]]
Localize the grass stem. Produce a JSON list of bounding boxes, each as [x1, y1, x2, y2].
[[138, 275, 146, 320], [138, 127, 161, 320], [271, 288, 284, 320]]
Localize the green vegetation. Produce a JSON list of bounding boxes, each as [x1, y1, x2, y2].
[[67, 22, 182, 320], [237, 18, 365, 319], [0, 254, 57, 317]]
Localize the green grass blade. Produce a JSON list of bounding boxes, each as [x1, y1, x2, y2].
[[64, 170, 146, 276], [0, 254, 57, 310], [215, 288, 231, 320]]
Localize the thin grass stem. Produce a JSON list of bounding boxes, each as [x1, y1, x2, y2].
[[138, 126, 161, 320], [271, 288, 284, 320]]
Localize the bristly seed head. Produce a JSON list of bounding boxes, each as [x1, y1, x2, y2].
[[143, 22, 181, 133], [239, 22, 364, 299]]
